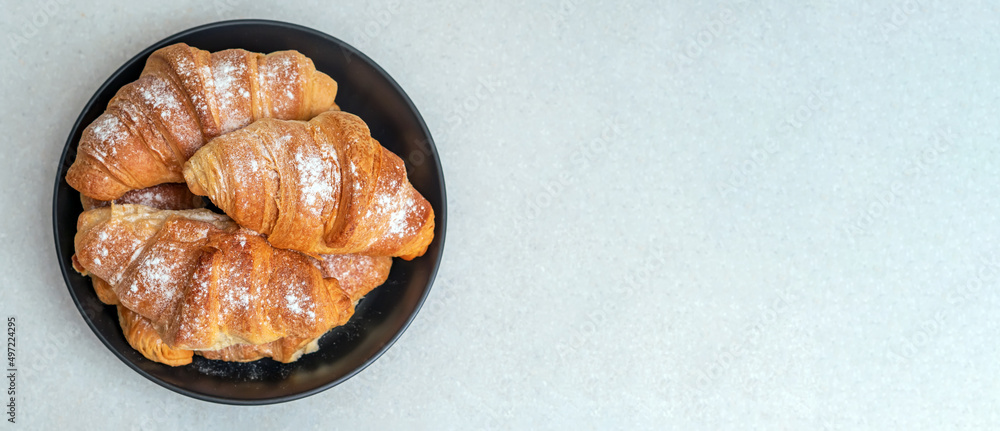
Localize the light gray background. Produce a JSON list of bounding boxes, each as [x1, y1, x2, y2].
[[2, 0, 998, 429]]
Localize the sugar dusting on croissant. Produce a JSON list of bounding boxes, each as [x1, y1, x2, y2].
[[101, 247, 392, 364], [66, 43, 340, 201], [74, 205, 355, 351], [183, 110, 435, 259]]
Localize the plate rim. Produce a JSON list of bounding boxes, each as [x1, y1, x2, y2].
[[51, 18, 447, 405]]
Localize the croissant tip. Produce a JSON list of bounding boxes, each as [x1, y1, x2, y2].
[[71, 254, 88, 274], [181, 166, 207, 196]]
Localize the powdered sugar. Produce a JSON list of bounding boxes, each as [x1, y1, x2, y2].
[[365, 178, 420, 239], [89, 115, 123, 143], [120, 243, 191, 318], [260, 53, 301, 115], [178, 210, 232, 226], [132, 75, 199, 152], [285, 293, 304, 313], [284, 287, 316, 321], [121, 188, 172, 209], [134, 255, 175, 300], [107, 241, 149, 286], [293, 144, 336, 215], [86, 115, 128, 163], [188, 64, 215, 125], [349, 160, 361, 193], [190, 355, 272, 380], [179, 268, 212, 337], [387, 193, 417, 237], [212, 58, 251, 132], [139, 78, 183, 122], [222, 284, 251, 308], [218, 235, 255, 314], [318, 254, 389, 300], [263, 54, 297, 83]]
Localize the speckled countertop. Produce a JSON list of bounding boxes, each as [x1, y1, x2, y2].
[[2, 0, 999, 428]]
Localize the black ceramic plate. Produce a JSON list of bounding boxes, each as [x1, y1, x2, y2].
[[52, 20, 446, 404]]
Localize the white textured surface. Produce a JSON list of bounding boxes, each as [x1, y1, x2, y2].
[[2, 0, 999, 428]]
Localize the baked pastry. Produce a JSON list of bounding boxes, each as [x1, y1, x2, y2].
[[98, 252, 390, 365], [183, 110, 434, 259], [74, 205, 355, 351], [66, 43, 340, 201]]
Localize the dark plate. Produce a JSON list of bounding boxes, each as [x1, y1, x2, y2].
[[51, 20, 446, 405]]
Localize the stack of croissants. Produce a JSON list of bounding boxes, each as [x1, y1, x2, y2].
[[68, 43, 435, 366]]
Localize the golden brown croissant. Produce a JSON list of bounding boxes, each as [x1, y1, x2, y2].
[[107, 254, 390, 364], [66, 43, 339, 201], [74, 205, 355, 351], [183, 110, 435, 259], [96, 252, 392, 364]]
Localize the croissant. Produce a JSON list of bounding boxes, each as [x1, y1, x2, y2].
[[74, 205, 354, 351], [102, 251, 391, 364], [183, 110, 435, 259], [66, 42, 339, 201]]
